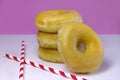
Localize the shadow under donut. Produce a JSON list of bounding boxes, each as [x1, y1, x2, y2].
[[90, 58, 111, 75]]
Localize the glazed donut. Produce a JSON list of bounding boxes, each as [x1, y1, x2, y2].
[[37, 31, 57, 49], [38, 47, 63, 63], [58, 22, 104, 73], [35, 10, 83, 33]]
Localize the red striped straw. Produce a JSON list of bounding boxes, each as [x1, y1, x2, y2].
[[4, 53, 87, 80], [19, 41, 25, 80]]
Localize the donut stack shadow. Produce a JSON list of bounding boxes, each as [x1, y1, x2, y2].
[[35, 10, 83, 63]]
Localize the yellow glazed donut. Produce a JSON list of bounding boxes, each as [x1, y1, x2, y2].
[[37, 31, 57, 49], [38, 47, 63, 63], [58, 22, 104, 73], [35, 10, 83, 33]]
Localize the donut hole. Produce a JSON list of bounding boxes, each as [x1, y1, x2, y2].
[[51, 10, 68, 15], [39, 20, 45, 25], [77, 42, 86, 52], [59, 11, 68, 14]]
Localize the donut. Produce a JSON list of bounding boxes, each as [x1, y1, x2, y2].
[[58, 22, 104, 73], [35, 10, 83, 33], [37, 31, 57, 49], [38, 47, 63, 63]]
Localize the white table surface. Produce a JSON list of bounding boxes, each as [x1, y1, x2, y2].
[[0, 35, 120, 80]]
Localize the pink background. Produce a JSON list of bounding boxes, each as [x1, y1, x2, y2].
[[0, 0, 120, 34]]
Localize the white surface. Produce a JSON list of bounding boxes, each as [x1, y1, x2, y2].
[[0, 35, 120, 80]]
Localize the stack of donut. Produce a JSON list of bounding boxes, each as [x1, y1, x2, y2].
[[35, 10, 104, 73], [35, 10, 83, 63]]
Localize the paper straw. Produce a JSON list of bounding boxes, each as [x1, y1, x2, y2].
[[4, 53, 87, 80], [19, 41, 25, 80]]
